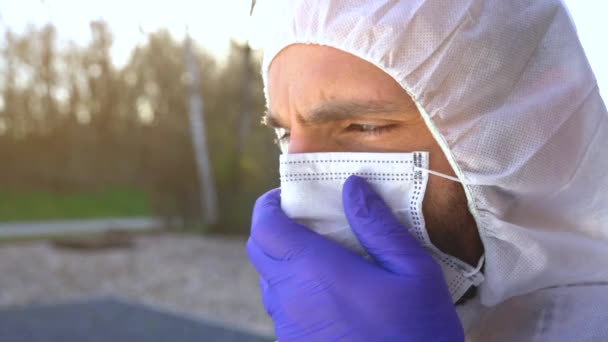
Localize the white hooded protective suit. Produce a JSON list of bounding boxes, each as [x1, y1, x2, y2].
[[252, 0, 608, 340]]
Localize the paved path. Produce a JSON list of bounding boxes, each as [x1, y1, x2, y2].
[[0, 217, 164, 238], [0, 234, 273, 336]]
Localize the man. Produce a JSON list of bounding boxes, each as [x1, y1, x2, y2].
[[246, 1, 608, 341]]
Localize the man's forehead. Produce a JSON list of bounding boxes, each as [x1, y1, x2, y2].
[[265, 44, 419, 128], [268, 44, 374, 84]]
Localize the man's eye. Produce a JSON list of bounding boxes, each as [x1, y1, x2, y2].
[[346, 124, 396, 135], [274, 130, 291, 146]]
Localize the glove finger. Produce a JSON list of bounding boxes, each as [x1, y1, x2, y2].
[[342, 175, 436, 275], [251, 188, 325, 260], [259, 277, 277, 317], [246, 237, 286, 282], [247, 236, 312, 293]]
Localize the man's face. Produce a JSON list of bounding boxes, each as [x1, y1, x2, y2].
[[266, 44, 482, 265]]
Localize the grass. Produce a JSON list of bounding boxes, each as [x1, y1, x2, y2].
[[0, 188, 151, 222]]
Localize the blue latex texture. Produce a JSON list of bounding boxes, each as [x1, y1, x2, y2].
[[246, 175, 464, 342]]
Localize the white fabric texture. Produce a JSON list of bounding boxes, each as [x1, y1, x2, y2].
[[253, 0, 608, 339], [279, 152, 485, 303]]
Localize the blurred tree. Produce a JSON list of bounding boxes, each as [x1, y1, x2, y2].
[[38, 24, 58, 131], [121, 29, 201, 227], [202, 40, 278, 233], [0, 21, 278, 234]]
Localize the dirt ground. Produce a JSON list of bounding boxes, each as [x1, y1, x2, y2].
[[0, 233, 273, 336]]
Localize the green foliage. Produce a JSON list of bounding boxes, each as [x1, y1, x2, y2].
[[0, 189, 150, 222], [0, 22, 279, 234]]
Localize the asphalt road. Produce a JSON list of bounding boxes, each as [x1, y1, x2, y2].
[[0, 297, 273, 342]]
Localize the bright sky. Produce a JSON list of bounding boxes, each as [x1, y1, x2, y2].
[[0, 0, 607, 99], [0, 0, 255, 61]]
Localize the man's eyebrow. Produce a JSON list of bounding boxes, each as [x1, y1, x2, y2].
[[303, 100, 411, 124], [263, 100, 414, 129], [262, 111, 285, 129]]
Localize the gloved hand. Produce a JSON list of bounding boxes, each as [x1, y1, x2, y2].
[[246, 175, 464, 342]]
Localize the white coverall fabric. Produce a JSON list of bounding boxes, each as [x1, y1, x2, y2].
[[253, 0, 608, 340]]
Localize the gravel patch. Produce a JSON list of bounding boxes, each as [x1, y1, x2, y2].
[[0, 234, 273, 336]]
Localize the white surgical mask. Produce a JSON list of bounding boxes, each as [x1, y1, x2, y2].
[[279, 152, 485, 303]]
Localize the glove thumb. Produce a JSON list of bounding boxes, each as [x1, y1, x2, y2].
[[342, 175, 437, 275]]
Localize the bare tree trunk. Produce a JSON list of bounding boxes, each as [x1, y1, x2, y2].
[[184, 35, 219, 226], [234, 43, 252, 190]]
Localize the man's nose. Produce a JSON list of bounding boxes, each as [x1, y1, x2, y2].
[[287, 131, 336, 154]]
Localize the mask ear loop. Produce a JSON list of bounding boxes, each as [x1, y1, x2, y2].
[[416, 165, 485, 281], [463, 255, 485, 279], [414, 166, 464, 184]]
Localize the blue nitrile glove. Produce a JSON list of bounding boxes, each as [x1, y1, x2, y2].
[[246, 175, 464, 342]]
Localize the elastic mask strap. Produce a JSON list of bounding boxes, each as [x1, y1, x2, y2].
[[463, 255, 485, 278], [414, 166, 464, 184]]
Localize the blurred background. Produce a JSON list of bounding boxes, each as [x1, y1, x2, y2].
[[0, 1, 605, 341]]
